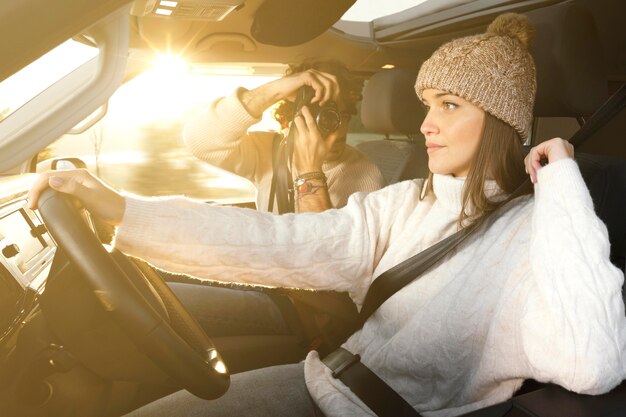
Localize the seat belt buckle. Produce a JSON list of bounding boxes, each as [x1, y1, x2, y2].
[[332, 353, 361, 378], [324, 348, 362, 378]]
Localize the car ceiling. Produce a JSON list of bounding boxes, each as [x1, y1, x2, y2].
[[1, 0, 623, 82], [127, 0, 556, 72]]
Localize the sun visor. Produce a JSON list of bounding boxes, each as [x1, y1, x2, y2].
[[251, 0, 356, 46], [527, 4, 607, 117]]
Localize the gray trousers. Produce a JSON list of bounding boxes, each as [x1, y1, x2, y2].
[[124, 363, 325, 417], [168, 281, 307, 373]]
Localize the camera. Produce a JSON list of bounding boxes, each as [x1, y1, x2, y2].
[[293, 86, 342, 136]]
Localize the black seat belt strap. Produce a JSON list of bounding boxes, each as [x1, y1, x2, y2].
[[324, 348, 419, 417], [569, 84, 625, 147], [357, 221, 478, 326], [268, 133, 282, 213], [322, 182, 529, 417], [357, 176, 531, 330], [269, 131, 295, 214], [322, 223, 480, 417]]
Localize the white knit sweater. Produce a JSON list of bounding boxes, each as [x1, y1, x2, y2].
[[183, 90, 386, 212], [115, 158, 626, 416]]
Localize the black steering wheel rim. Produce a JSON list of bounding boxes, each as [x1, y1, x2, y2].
[[37, 188, 230, 399]]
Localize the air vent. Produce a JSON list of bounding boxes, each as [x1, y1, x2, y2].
[[151, 0, 243, 21]]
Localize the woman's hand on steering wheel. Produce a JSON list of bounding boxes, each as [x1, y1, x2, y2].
[[28, 169, 125, 226]]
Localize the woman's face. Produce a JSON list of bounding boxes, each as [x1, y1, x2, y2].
[[420, 89, 485, 177]]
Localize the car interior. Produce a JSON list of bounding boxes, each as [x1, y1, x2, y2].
[[0, 0, 625, 416]]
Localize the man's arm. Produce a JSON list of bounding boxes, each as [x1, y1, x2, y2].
[[184, 69, 343, 185], [290, 106, 338, 213], [240, 69, 341, 118], [183, 92, 266, 180]]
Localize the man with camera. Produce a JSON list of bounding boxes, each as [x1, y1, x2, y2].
[[167, 60, 385, 371], [183, 59, 385, 213]]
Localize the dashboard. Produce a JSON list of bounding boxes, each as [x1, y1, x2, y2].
[[0, 175, 55, 347], [0, 173, 172, 416]]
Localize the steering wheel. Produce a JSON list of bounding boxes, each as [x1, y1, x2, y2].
[[37, 188, 230, 400]]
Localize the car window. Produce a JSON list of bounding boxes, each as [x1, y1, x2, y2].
[[341, 0, 428, 22], [0, 39, 97, 123], [40, 60, 283, 204]]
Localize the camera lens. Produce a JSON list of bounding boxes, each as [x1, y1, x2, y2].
[[316, 106, 342, 135], [293, 87, 342, 136]]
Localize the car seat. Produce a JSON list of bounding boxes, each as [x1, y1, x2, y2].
[[505, 3, 626, 402], [527, 3, 626, 274], [358, 68, 428, 184]]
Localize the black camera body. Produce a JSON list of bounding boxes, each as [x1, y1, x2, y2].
[[294, 86, 342, 136]]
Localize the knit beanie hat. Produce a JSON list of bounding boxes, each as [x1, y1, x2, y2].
[[415, 13, 536, 141]]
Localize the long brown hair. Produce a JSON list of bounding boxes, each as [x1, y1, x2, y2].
[[421, 112, 531, 227]]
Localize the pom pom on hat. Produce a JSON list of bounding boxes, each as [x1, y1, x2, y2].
[[487, 12, 535, 50]]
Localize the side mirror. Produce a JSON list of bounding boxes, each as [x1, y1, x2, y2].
[[51, 157, 87, 170]]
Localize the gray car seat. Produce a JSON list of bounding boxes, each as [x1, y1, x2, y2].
[[528, 2, 625, 273], [488, 2, 626, 403], [358, 68, 428, 184]]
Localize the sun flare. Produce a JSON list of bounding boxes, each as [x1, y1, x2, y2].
[[151, 54, 189, 78]]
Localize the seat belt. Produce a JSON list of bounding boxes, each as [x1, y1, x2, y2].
[[268, 133, 284, 213], [268, 131, 295, 213], [569, 84, 625, 148], [322, 186, 526, 417], [322, 84, 626, 417]]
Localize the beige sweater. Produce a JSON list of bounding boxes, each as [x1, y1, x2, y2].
[[116, 158, 626, 416], [183, 90, 386, 212]]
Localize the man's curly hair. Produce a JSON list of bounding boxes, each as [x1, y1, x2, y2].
[[272, 59, 364, 130]]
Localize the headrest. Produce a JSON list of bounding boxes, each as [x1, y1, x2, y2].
[[360, 68, 424, 135], [527, 4, 607, 117]]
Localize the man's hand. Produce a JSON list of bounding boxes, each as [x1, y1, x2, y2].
[[292, 105, 338, 173], [240, 69, 341, 118], [524, 137, 574, 183], [281, 69, 341, 105], [28, 169, 125, 226]]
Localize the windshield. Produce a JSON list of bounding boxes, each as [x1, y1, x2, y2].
[[40, 59, 282, 203]]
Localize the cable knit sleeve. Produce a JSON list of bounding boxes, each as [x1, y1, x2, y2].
[[113, 182, 420, 304], [182, 88, 275, 181], [520, 158, 626, 394]]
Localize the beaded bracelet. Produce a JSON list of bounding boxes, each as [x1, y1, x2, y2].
[[294, 171, 327, 182], [293, 171, 327, 193], [294, 180, 328, 195]]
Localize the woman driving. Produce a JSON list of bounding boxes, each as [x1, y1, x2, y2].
[[28, 13, 626, 417]]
